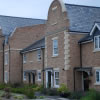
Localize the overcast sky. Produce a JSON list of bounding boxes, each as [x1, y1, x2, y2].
[[0, 0, 100, 19]]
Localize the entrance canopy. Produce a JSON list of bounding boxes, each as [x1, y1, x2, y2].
[[24, 70, 36, 74], [74, 67, 92, 76]]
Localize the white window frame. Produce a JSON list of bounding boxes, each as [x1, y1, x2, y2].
[[37, 71, 41, 81], [37, 49, 41, 61], [4, 71, 8, 84], [52, 37, 58, 57], [54, 70, 59, 88], [23, 72, 26, 81], [95, 70, 100, 84], [23, 54, 27, 64], [5, 52, 8, 65], [94, 36, 100, 50]]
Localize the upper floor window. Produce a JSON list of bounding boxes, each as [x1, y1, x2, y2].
[[53, 38, 58, 56], [96, 70, 100, 83], [94, 36, 100, 50], [37, 49, 41, 61], [23, 54, 27, 63], [5, 52, 8, 65]]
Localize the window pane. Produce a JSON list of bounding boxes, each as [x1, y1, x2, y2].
[[54, 48, 58, 54], [53, 39, 58, 55], [38, 72, 41, 80], [23, 72, 26, 80], [99, 37, 100, 48], [37, 50, 41, 60], [55, 79, 59, 85], [23, 54, 26, 63], [95, 37, 98, 49], [55, 72, 59, 78], [5, 53, 8, 65], [54, 40, 58, 48], [96, 71, 99, 82]]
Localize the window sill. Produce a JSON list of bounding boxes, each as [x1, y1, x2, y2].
[[37, 79, 41, 81], [29, 61, 33, 63], [93, 49, 100, 52], [4, 64, 8, 66], [52, 54, 58, 58], [54, 85, 59, 88], [94, 83, 100, 85]]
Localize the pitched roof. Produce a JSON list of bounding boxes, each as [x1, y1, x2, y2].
[[21, 37, 45, 53], [78, 23, 100, 43], [65, 4, 100, 33], [0, 15, 46, 35]]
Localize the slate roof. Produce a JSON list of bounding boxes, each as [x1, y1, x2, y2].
[[0, 15, 46, 35], [78, 23, 100, 43], [21, 37, 45, 53], [78, 34, 93, 43], [65, 4, 100, 33]]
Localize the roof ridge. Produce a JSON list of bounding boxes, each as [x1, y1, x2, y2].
[[65, 3, 100, 9], [0, 15, 46, 21]]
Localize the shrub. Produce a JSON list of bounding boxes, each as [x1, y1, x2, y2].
[[0, 84, 6, 90], [25, 88, 36, 99], [57, 84, 69, 94], [80, 89, 100, 100], [39, 96, 44, 99]]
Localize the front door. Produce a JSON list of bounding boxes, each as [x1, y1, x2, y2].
[[46, 70, 53, 88], [28, 73, 31, 84], [32, 73, 35, 84], [83, 72, 89, 91]]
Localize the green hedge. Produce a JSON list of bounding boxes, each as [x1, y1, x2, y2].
[[81, 89, 100, 100]]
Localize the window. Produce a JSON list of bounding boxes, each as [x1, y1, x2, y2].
[[4, 71, 8, 83], [54, 71, 59, 88], [5, 52, 8, 65], [96, 70, 100, 83], [38, 71, 41, 81], [37, 50, 41, 61], [23, 72, 26, 81], [53, 38, 58, 56], [23, 54, 27, 63], [94, 36, 100, 50]]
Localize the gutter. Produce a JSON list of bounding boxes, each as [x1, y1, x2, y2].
[[2, 41, 4, 83], [42, 48, 45, 88], [74, 43, 82, 91], [21, 46, 45, 54], [9, 44, 11, 83]]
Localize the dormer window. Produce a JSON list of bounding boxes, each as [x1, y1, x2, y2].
[[94, 36, 100, 50]]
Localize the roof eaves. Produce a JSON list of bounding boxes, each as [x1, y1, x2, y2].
[[21, 46, 45, 54]]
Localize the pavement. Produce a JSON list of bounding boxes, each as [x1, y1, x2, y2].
[[34, 92, 70, 100]]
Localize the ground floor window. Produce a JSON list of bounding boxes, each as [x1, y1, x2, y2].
[[37, 71, 41, 81], [4, 71, 8, 83], [54, 71, 59, 88], [96, 70, 100, 83], [23, 72, 26, 81]]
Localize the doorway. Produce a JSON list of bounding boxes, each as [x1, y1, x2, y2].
[[32, 73, 35, 84], [46, 70, 53, 88], [28, 73, 31, 84], [83, 71, 89, 91]]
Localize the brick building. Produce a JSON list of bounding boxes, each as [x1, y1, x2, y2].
[[0, 0, 100, 92]]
